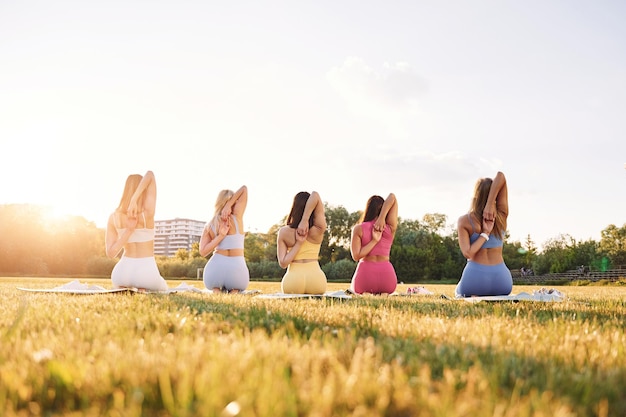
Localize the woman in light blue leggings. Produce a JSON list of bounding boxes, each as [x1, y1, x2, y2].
[[200, 185, 250, 293], [455, 171, 512, 297]]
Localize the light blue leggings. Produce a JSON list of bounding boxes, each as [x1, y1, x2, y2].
[[455, 261, 513, 297], [203, 254, 250, 291]]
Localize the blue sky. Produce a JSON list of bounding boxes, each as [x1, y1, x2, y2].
[[1, 0, 624, 249]]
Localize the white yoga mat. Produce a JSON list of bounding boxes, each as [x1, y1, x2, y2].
[[18, 280, 134, 294], [256, 290, 352, 299], [456, 290, 566, 303], [17, 280, 262, 295]]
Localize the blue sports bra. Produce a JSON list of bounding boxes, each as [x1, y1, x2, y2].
[[114, 212, 155, 243], [467, 214, 503, 249], [210, 216, 245, 250]]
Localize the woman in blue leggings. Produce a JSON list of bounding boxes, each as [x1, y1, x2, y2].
[[455, 171, 512, 297]]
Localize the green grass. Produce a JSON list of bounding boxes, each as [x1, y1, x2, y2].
[[1, 278, 625, 417]]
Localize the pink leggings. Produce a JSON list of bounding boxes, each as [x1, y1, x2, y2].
[[350, 261, 397, 294]]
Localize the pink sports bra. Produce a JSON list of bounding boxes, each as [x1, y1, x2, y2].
[[360, 221, 393, 257]]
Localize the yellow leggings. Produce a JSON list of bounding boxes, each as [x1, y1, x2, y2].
[[281, 262, 327, 295]]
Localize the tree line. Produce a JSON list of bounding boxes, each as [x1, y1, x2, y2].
[[1, 204, 625, 282]]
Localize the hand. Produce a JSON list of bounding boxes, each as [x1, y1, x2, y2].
[[220, 205, 232, 222], [481, 218, 495, 234], [372, 228, 382, 243], [374, 218, 386, 233], [125, 215, 138, 230], [297, 220, 309, 238], [127, 200, 139, 218], [483, 204, 496, 222], [295, 230, 307, 243], [217, 220, 230, 237]]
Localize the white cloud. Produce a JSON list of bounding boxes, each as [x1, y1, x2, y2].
[[327, 57, 427, 124]]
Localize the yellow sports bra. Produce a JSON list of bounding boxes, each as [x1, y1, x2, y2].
[[293, 239, 321, 261]]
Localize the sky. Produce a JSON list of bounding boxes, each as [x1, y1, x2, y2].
[[1, 0, 625, 250]]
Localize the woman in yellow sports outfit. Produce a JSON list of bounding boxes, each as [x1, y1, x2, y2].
[[277, 191, 327, 294]]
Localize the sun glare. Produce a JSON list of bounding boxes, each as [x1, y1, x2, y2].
[[41, 206, 70, 225]]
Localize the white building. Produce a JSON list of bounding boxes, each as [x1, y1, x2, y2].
[[154, 218, 205, 257]]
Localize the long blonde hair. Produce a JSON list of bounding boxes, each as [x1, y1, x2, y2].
[[210, 189, 234, 232], [471, 177, 506, 239], [116, 174, 143, 214]]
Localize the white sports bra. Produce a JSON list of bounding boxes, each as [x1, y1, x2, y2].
[[114, 212, 155, 243]]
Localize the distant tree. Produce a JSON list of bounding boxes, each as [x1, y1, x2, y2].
[[175, 248, 189, 261], [190, 242, 202, 258], [523, 234, 538, 267], [533, 234, 581, 274], [422, 213, 447, 234], [599, 224, 626, 267], [319, 204, 360, 264], [244, 233, 267, 263]]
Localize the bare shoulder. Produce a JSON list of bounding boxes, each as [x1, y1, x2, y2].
[[278, 226, 292, 239], [457, 214, 469, 227]]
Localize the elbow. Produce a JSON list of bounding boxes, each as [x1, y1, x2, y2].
[[278, 260, 289, 269], [459, 246, 472, 260]]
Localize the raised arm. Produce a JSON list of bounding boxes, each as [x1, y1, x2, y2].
[[221, 185, 248, 221], [297, 191, 327, 237], [483, 172, 508, 222], [128, 171, 157, 218], [374, 193, 398, 233]]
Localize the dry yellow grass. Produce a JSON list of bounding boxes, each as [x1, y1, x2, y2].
[[1, 277, 624, 416]]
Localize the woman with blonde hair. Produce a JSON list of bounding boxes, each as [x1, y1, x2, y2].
[[277, 191, 327, 294], [200, 185, 249, 293], [455, 171, 512, 297], [106, 170, 168, 291], [349, 193, 398, 294]]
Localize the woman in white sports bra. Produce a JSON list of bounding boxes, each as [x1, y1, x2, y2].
[[200, 185, 250, 293], [105, 170, 168, 291]]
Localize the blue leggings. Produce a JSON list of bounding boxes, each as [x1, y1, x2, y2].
[[455, 261, 513, 297], [203, 254, 250, 291]]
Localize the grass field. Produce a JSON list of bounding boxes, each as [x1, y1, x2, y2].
[[1, 277, 625, 417]]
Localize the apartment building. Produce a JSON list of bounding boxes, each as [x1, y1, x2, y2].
[[154, 218, 205, 257]]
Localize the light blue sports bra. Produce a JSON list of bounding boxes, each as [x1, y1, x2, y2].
[[114, 212, 155, 243], [210, 216, 245, 250], [467, 214, 503, 249]]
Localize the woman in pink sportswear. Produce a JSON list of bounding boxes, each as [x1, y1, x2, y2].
[[349, 193, 398, 295]]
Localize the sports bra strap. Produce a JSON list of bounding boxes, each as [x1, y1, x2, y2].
[[467, 213, 477, 233], [231, 216, 241, 234]]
